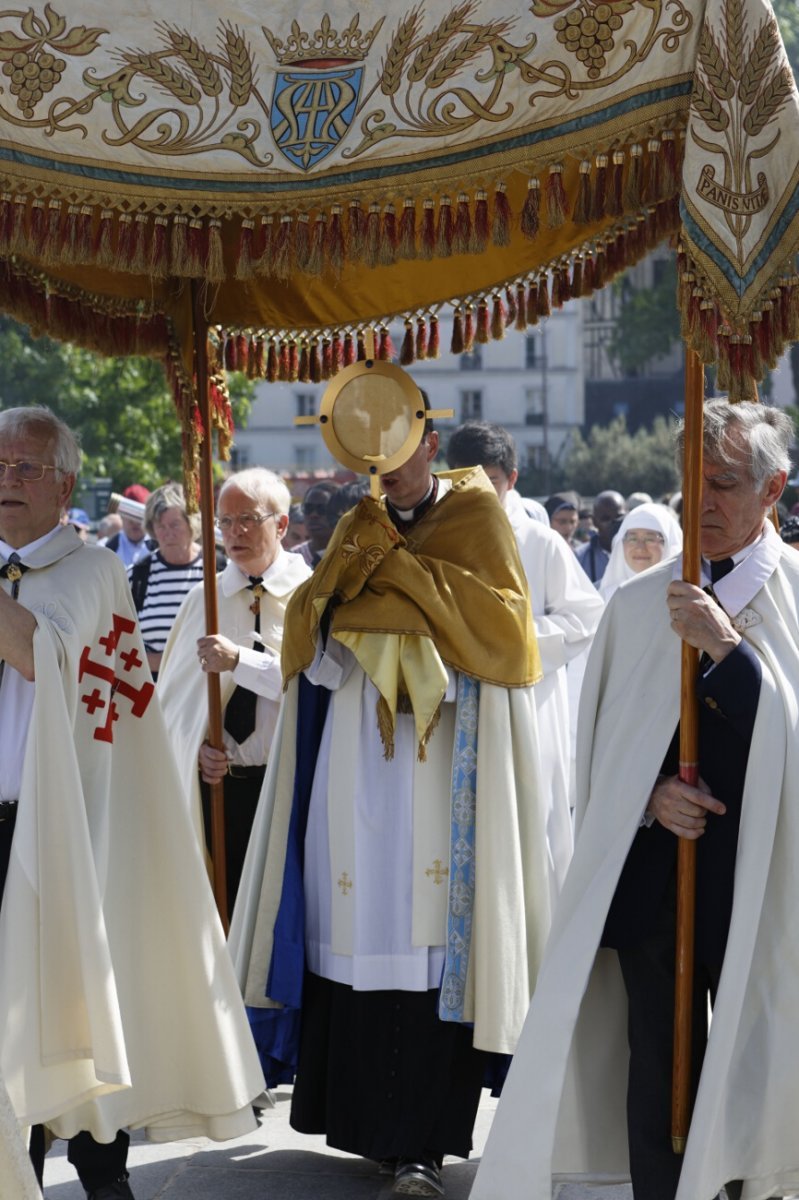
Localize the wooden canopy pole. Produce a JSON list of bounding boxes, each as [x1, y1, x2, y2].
[[671, 347, 704, 1152], [191, 281, 229, 933]]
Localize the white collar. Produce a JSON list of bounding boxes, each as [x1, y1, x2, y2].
[[0, 522, 81, 568], [220, 545, 306, 599], [671, 522, 782, 616]]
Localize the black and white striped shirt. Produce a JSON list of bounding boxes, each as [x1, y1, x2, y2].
[[131, 551, 204, 653]]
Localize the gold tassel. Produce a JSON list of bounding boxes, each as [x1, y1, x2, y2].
[[376, 695, 396, 761]]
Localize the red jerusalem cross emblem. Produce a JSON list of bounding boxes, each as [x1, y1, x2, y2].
[[79, 613, 154, 743]]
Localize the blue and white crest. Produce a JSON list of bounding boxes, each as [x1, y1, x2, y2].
[[271, 66, 363, 171]]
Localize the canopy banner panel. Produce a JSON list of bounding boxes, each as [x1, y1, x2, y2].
[[0, 0, 796, 403]]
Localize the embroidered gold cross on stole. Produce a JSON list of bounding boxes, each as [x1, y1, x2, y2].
[[425, 859, 449, 885], [337, 872, 353, 895], [249, 582, 265, 616]]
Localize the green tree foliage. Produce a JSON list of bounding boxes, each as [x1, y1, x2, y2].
[[606, 255, 681, 377], [556, 414, 680, 499], [0, 316, 253, 491], [772, 0, 799, 82]]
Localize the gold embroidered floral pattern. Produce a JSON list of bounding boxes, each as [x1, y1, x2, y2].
[[340, 535, 386, 577], [0, 3, 102, 120]]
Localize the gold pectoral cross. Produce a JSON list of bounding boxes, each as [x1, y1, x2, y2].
[[249, 583, 265, 616], [337, 871, 353, 895], [425, 858, 449, 886]]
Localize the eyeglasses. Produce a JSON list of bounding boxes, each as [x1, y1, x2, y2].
[[623, 532, 665, 547], [0, 460, 63, 482], [217, 511, 277, 533]]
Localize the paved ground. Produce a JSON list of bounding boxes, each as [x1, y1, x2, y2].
[[41, 1087, 633, 1200]]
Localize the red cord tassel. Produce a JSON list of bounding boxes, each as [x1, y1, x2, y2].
[[608, 151, 625, 217], [471, 191, 489, 253], [573, 162, 592, 224], [624, 144, 643, 211], [420, 199, 436, 261], [546, 166, 567, 228], [515, 283, 527, 331], [492, 183, 511, 247], [537, 274, 551, 318], [255, 336, 266, 377], [415, 318, 427, 360], [274, 216, 293, 280], [453, 194, 472, 255], [591, 155, 608, 222], [310, 340, 322, 383], [332, 333, 344, 374], [326, 205, 344, 274], [427, 314, 440, 359], [398, 199, 416, 260], [307, 215, 326, 276], [288, 340, 299, 381], [236, 219, 255, 279], [436, 196, 453, 258], [343, 332, 355, 366], [114, 213, 134, 272], [235, 333, 249, 374], [380, 205, 398, 266], [278, 341, 289, 382], [491, 295, 506, 340], [224, 334, 237, 371], [476, 299, 490, 344], [321, 339, 333, 380], [521, 178, 540, 240], [298, 342, 310, 382], [295, 214, 310, 271], [379, 326, 396, 361], [256, 215, 274, 275], [464, 305, 475, 351], [451, 309, 464, 354], [365, 202, 381, 268], [401, 319, 416, 364], [505, 285, 517, 326], [348, 201, 365, 261]]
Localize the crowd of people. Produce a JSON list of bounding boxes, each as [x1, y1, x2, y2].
[[1, 396, 799, 1200]]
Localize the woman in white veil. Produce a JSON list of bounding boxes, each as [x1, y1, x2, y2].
[[600, 502, 683, 601]]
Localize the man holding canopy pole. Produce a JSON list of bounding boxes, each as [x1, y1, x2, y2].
[[230, 376, 554, 1198], [471, 397, 799, 1200]]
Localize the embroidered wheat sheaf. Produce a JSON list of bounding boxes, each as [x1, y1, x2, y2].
[[223, 27, 253, 107], [738, 17, 780, 105], [425, 27, 496, 90], [121, 52, 201, 105], [725, 0, 745, 80], [381, 12, 421, 96], [743, 65, 794, 135], [406, 3, 472, 82], [693, 78, 729, 130], [698, 27, 733, 100], [165, 28, 223, 97]]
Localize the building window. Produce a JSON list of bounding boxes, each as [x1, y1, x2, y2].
[[460, 390, 483, 421], [296, 392, 315, 418], [229, 445, 250, 469], [525, 336, 539, 369], [526, 445, 548, 470], [525, 388, 545, 426], [460, 344, 483, 371], [294, 445, 315, 469]]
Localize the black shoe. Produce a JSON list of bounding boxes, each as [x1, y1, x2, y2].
[[378, 1157, 398, 1176], [86, 1174, 135, 1200], [393, 1158, 444, 1197]]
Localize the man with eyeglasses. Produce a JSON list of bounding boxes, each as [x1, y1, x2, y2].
[[159, 468, 311, 916], [0, 408, 266, 1198]]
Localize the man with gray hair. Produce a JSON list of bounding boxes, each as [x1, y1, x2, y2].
[[473, 398, 799, 1200], [0, 407, 265, 1198], [159, 467, 312, 915]]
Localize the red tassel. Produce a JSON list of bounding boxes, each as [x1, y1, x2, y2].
[[365, 202, 381, 267], [415, 317, 428, 360], [348, 201, 365, 261], [310, 340, 322, 383], [661, 131, 678, 198], [521, 178, 540, 240], [471, 191, 489, 253], [115, 213, 134, 271], [224, 334, 237, 371], [624, 144, 643, 211], [420, 199, 435, 260], [379, 326, 396, 361], [491, 295, 506, 340], [453, 194, 471, 255], [236, 219, 255, 279], [254, 336, 266, 377], [332, 333, 344, 374], [186, 218, 205, 276], [591, 154, 608, 222], [288, 340, 299, 382], [326, 205, 344, 274], [492, 183, 511, 247], [398, 199, 416, 259], [476, 299, 490, 344], [537, 274, 551, 318], [321, 339, 333, 380], [401, 319, 416, 364], [298, 342, 310, 382], [505, 285, 517, 326], [526, 281, 539, 325], [0, 194, 13, 256], [645, 206, 658, 250], [343, 332, 355, 366], [255, 215, 274, 274], [593, 246, 607, 290], [307, 214, 326, 276], [145, 215, 166, 280], [451, 308, 464, 354], [645, 139, 661, 205], [427, 314, 440, 359], [28, 198, 45, 257], [61, 205, 80, 265], [278, 340, 289, 382], [573, 162, 592, 224], [608, 150, 625, 217], [274, 215, 293, 280], [380, 204, 398, 266], [515, 283, 527, 331], [356, 332, 366, 362], [8, 195, 27, 256], [546, 166, 567, 228], [235, 333, 249, 373], [464, 305, 475, 351], [130, 212, 151, 274], [436, 196, 453, 258], [571, 257, 583, 297], [295, 213, 310, 270], [551, 268, 564, 310]]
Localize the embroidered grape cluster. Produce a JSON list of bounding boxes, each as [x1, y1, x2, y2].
[[2, 51, 65, 118], [554, 4, 623, 80]]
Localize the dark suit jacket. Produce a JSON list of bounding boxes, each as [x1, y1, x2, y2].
[[602, 639, 762, 964]]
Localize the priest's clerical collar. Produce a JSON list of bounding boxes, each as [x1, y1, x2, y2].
[[701, 527, 765, 581], [387, 478, 437, 527], [0, 522, 61, 562]]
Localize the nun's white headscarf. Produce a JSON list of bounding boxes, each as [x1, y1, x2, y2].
[[600, 502, 683, 600]]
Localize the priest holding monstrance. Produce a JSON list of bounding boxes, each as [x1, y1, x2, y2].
[[230, 357, 554, 1197], [471, 398, 799, 1200]]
